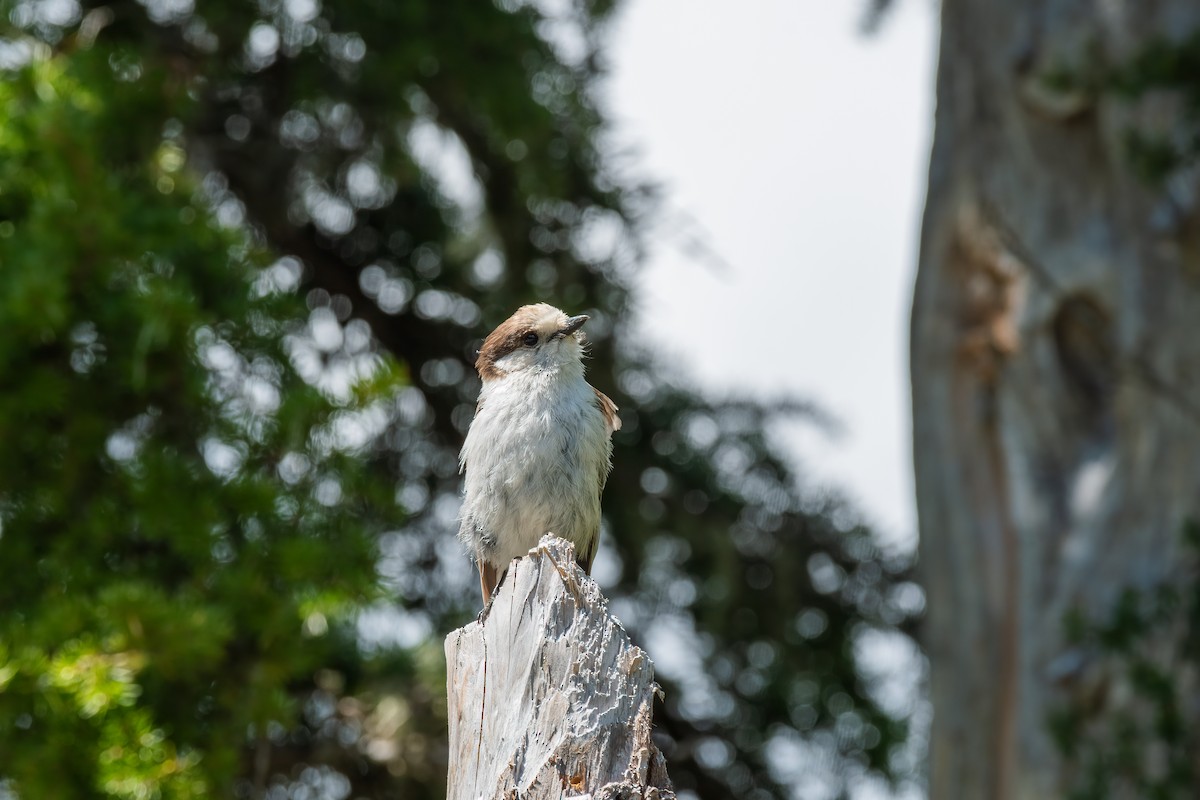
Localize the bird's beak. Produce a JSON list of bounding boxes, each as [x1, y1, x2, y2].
[[558, 315, 589, 337]]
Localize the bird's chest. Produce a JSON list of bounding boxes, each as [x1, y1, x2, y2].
[[460, 376, 609, 560], [465, 381, 603, 499]]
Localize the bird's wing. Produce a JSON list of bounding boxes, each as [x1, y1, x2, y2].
[[586, 386, 619, 576], [591, 386, 621, 435]]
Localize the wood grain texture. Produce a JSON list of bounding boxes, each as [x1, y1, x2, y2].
[[445, 535, 674, 800]]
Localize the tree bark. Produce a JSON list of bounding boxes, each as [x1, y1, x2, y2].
[[914, 2, 1200, 798], [444, 535, 674, 800]]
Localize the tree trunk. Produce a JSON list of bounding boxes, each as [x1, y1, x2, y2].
[[444, 535, 674, 800], [913, 2, 1200, 798]]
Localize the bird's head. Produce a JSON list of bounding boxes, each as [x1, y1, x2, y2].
[[476, 303, 590, 382]]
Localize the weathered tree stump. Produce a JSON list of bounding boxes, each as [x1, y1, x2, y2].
[[445, 535, 674, 800]]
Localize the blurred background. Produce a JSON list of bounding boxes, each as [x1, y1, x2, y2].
[[608, 0, 932, 550], [3, 0, 1198, 798]]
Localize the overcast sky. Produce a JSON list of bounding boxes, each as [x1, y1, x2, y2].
[[604, 0, 937, 551]]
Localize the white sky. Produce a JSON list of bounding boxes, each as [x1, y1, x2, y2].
[[604, 0, 937, 550]]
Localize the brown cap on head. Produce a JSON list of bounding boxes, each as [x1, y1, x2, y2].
[[476, 304, 585, 381]]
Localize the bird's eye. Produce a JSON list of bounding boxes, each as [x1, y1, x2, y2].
[[522, 332, 538, 347]]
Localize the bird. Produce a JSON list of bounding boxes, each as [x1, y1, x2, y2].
[[458, 303, 621, 604]]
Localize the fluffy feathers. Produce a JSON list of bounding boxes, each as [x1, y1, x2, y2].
[[459, 304, 620, 603]]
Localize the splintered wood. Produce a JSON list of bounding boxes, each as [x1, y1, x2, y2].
[[445, 535, 674, 800]]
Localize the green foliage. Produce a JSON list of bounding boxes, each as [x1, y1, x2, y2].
[[1040, 30, 1200, 183], [0, 2, 920, 798], [1048, 522, 1200, 799], [1108, 32, 1200, 182], [0, 57, 401, 797]]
